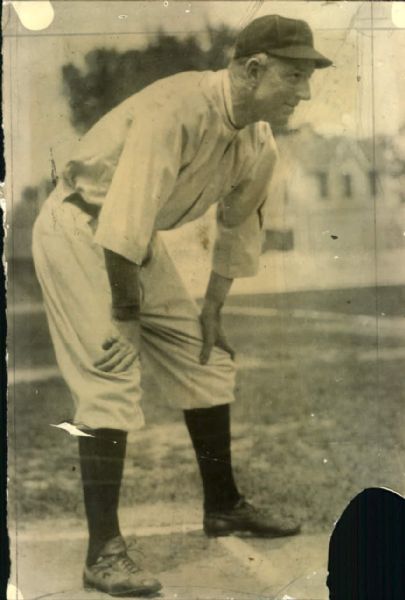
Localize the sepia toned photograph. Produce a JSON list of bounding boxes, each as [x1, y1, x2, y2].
[[4, 1, 405, 598]]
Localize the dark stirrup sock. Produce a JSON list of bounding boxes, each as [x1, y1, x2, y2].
[[183, 404, 241, 513], [78, 428, 127, 566]]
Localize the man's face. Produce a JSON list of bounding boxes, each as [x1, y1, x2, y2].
[[252, 57, 315, 128]]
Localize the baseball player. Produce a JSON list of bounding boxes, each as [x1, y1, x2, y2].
[[32, 15, 332, 597]]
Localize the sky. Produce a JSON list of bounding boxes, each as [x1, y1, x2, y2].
[[4, 1, 405, 201]]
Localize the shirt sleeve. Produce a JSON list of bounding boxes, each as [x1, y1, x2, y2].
[[212, 208, 263, 278], [212, 140, 277, 279], [94, 111, 183, 264]]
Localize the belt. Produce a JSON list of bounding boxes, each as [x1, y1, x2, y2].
[[63, 193, 100, 219]]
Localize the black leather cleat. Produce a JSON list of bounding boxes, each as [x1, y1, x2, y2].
[[83, 536, 162, 597], [204, 497, 301, 538]]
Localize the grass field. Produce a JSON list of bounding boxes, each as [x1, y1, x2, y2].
[[8, 286, 405, 534]]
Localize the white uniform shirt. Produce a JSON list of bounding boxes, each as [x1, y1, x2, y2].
[[60, 69, 278, 278]]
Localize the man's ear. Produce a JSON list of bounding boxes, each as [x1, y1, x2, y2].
[[245, 57, 265, 89]]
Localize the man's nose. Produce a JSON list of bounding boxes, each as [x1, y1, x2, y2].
[[297, 79, 311, 101]]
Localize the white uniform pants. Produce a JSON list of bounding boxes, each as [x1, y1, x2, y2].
[[32, 190, 236, 432]]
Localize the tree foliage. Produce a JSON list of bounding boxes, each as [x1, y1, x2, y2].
[[62, 25, 235, 133]]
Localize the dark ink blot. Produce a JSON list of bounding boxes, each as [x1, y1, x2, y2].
[[331, 235, 338, 240]]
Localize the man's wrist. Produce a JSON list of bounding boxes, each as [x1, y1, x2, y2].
[[202, 297, 223, 314], [111, 304, 140, 321], [203, 271, 233, 313]]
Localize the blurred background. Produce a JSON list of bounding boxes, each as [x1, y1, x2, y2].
[[4, 1, 405, 295], [4, 4, 405, 590]]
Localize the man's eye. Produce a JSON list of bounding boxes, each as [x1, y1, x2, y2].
[[286, 73, 301, 83]]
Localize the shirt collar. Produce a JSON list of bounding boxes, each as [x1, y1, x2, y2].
[[221, 70, 240, 131]]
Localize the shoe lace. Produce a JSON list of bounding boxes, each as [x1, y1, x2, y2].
[[92, 540, 144, 575], [236, 497, 257, 514], [115, 552, 142, 574]]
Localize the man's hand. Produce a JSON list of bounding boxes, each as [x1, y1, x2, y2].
[[199, 271, 235, 365], [94, 319, 141, 373], [199, 303, 235, 365], [95, 248, 142, 372]]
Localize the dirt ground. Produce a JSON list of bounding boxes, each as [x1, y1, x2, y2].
[[8, 286, 405, 535]]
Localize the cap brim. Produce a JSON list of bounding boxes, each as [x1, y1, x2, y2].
[[266, 45, 333, 68]]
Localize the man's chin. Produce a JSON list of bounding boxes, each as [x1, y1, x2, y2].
[[267, 115, 290, 134]]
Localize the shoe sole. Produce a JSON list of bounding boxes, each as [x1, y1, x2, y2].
[[204, 526, 301, 538], [84, 581, 162, 597]]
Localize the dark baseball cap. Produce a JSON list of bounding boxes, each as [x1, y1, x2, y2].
[[234, 15, 332, 69]]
